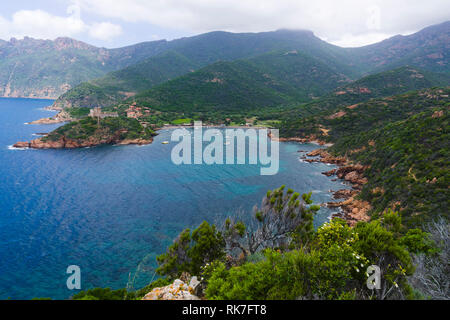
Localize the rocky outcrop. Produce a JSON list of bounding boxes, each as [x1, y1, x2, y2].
[[13, 141, 33, 149], [142, 277, 202, 301], [303, 149, 346, 165], [332, 189, 358, 200], [322, 169, 337, 177], [323, 164, 371, 226], [328, 198, 371, 227], [13, 136, 153, 149], [298, 148, 371, 226], [333, 164, 369, 189], [27, 110, 73, 125], [116, 138, 154, 146], [271, 135, 331, 146]]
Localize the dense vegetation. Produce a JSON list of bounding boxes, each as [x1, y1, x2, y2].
[[132, 51, 347, 113], [280, 88, 450, 226], [349, 21, 450, 74], [54, 51, 200, 109], [20, 21, 450, 301], [64, 87, 449, 299], [280, 67, 450, 118], [336, 110, 449, 226], [0, 37, 169, 98], [52, 29, 357, 109], [43, 117, 155, 142], [99, 67, 447, 127], [52, 21, 449, 109], [54, 52, 449, 128], [72, 187, 443, 300]]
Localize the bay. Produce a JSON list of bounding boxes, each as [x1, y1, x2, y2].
[[0, 98, 348, 299]]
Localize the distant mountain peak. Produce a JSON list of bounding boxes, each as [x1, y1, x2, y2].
[[53, 37, 97, 51]]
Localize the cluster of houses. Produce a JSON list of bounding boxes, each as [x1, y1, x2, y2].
[[125, 103, 152, 119], [89, 103, 154, 128], [88, 105, 255, 129]]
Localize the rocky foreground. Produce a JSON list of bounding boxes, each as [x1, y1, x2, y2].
[[142, 274, 202, 300]]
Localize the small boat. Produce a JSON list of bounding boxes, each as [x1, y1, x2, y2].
[[162, 141, 169, 144]]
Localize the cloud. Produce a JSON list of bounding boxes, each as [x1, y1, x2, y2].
[[89, 22, 123, 41], [329, 33, 396, 48], [0, 6, 123, 42], [8, 9, 86, 39], [0, 16, 11, 40], [76, 0, 450, 47]]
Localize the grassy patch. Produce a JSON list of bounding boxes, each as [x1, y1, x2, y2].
[[172, 118, 192, 125]]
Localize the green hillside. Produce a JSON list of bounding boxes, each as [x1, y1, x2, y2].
[[53, 22, 449, 111], [53, 29, 356, 109], [0, 37, 169, 99], [343, 109, 449, 226], [348, 21, 450, 74], [54, 51, 199, 108], [132, 51, 348, 113], [280, 87, 450, 226], [1, 21, 448, 101], [286, 66, 450, 117]]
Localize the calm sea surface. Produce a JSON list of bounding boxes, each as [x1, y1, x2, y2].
[[0, 98, 348, 299]]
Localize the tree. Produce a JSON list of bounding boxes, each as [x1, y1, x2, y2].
[[205, 249, 316, 300], [206, 216, 424, 300], [156, 221, 225, 278], [221, 186, 320, 262], [353, 216, 415, 300]]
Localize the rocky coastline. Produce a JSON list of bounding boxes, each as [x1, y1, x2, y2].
[[13, 136, 153, 149], [27, 109, 72, 125], [300, 147, 371, 226], [273, 136, 331, 146]]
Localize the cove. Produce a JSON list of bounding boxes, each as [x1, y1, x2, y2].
[[0, 98, 349, 299]]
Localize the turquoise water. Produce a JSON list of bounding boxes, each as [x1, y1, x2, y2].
[[0, 98, 347, 300]]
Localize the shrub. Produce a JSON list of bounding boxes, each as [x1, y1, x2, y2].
[[156, 221, 225, 278]]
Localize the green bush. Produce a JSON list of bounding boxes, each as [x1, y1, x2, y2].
[[156, 221, 225, 279]]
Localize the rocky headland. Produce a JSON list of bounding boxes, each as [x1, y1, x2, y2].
[[15, 112, 156, 149], [13, 136, 153, 149]]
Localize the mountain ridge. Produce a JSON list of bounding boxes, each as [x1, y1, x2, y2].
[[0, 37, 170, 99], [1, 21, 448, 102], [130, 50, 349, 112]]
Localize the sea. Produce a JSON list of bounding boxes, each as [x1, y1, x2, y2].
[[0, 97, 349, 299]]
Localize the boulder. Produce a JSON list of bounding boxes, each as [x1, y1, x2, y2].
[[13, 141, 30, 148], [333, 189, 358, 200], [344, 171, 360, 183], [142, 279, 201, 301]]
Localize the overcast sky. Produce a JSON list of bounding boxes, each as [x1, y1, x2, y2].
[[0, 0, 449, 48]]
